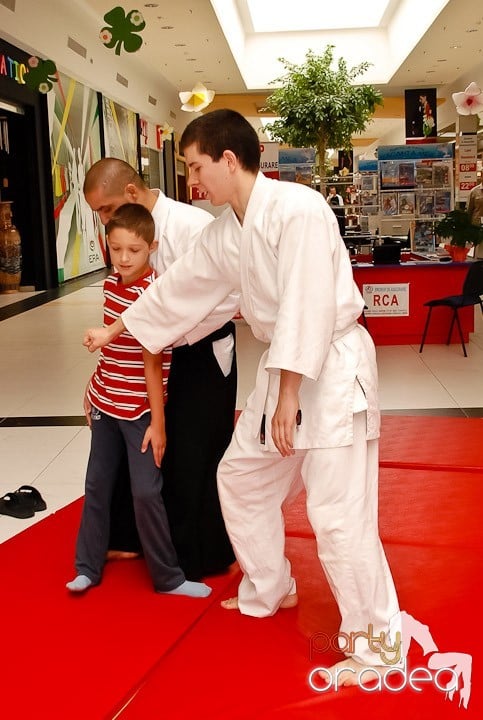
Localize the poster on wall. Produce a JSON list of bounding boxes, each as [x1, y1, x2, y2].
[[405, 88, 437, 143], [102, 96, 139, 170], [338, 149, 353, 175], [48, 72, 106, 282], [278, 147, 316, 186], [410, 220, 436, 254]]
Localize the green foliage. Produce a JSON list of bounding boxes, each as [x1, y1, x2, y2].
[[435, 209, 483, 247], [263, 46, 382, 175]]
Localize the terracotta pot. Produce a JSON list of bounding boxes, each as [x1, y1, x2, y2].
[[0, 201, 22, 293], [443, 244, 470, 262]]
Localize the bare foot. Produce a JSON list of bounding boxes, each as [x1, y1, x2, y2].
[[106, 550, 140, 561], [221, 593, 298, 611], [323, 658, 392, 688]]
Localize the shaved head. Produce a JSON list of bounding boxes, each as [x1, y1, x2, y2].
[[83, 158, 143, 196], [83, 158, 154, 224]]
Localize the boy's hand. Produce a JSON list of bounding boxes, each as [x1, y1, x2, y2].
[[84, 317, 126, 352], [271, 394, 299, 457], [272, 370, 303, 457], [141, 424, 166, 468], [84, 327, 110, 352]]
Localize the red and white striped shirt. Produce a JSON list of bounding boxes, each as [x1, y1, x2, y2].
[[87, 270, 171, 420]]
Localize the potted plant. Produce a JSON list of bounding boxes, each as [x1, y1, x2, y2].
[[263, 45, 383, 193], [434, 209, 483, 261]]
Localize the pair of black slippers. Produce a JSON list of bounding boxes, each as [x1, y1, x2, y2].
[[0, 485, 47, 519]]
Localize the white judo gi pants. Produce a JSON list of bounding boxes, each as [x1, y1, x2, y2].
[[217, 404, 400, 666]]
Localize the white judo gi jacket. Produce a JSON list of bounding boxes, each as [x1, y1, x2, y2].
[[149, 189, 239, 345], [123, 174, 380, 451]]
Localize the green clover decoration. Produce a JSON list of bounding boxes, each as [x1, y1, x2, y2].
[[24, 57, 58, 93], [100, 7, 146, 55]]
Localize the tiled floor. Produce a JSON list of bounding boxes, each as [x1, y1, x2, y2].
[[1, 271, 483, 544]]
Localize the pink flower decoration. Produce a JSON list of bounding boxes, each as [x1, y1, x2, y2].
[[452, 82, 483, 115], [100, 29, 112, 44], [28, 56, 39, 68]]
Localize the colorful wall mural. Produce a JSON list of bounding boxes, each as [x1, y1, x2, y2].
[[102, 95, 139, 168], [48, 72, 106, 282]]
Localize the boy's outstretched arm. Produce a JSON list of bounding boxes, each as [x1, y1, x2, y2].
[[84, 316, 126, 352]]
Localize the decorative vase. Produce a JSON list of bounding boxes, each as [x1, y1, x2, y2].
[[0, 201, 22, 293]]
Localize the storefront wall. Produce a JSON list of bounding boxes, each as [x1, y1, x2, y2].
[[0, 36, 57, 290]]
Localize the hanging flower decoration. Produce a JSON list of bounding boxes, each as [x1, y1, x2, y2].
[[159, 122, 174, 141], [100, 7, 146, 55], [452, 82, 483, 115], [179, 82, 215, 112], [156, 122, 174, 149], [24, 56, 58, 93]]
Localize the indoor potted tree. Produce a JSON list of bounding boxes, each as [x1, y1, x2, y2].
[[263, 45, 383, 191], [434, 209, 483, 261]]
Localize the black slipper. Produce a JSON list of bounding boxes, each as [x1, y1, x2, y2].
[[13, 485, 47, 513], [0, 492, 35, 519]]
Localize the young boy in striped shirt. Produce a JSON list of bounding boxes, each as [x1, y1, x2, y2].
[[67, 203, 211, 598]]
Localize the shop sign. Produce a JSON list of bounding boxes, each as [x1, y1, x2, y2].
[[260, 142, 279, 179], [456, 134, 478, 201], [0, 52, 28, 85], [363, 283, 409, 316]]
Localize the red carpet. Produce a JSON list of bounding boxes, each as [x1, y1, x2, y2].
[[1, 416, 482, 719], [379, 415, 483, 471], [0, 500, 240, 720]]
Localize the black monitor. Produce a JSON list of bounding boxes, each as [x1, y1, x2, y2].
[[382, 235, 410, 249], [372, 244, 401, 265]]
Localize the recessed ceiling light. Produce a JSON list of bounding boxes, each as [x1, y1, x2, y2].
[[437, 59, 447, 62], [466, 28, 478, 33], [161, 25, 174, 29], [186, 57, 197, 61], [451, 43, 462, 49], [174, 43, 186, 47], [144, 3, 158, 6]]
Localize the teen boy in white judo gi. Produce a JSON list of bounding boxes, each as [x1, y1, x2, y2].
[[84, 110, 400, 684]]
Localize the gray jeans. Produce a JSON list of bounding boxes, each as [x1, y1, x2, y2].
[[75, 408, 185, 591]]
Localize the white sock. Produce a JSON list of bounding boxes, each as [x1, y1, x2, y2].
[[66, 574, 93, 593], [160, 580, 212, 598]]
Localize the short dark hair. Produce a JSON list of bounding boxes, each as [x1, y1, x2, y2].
[[106, 203, 154, 245], [180, 109, 260, 173]]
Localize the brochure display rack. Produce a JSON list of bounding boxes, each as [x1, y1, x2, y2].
[[322, 168, 379, 232], [377, 144, 454, 248]]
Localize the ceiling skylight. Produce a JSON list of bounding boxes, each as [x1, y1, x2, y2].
[[245, 0, 392, 32]]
